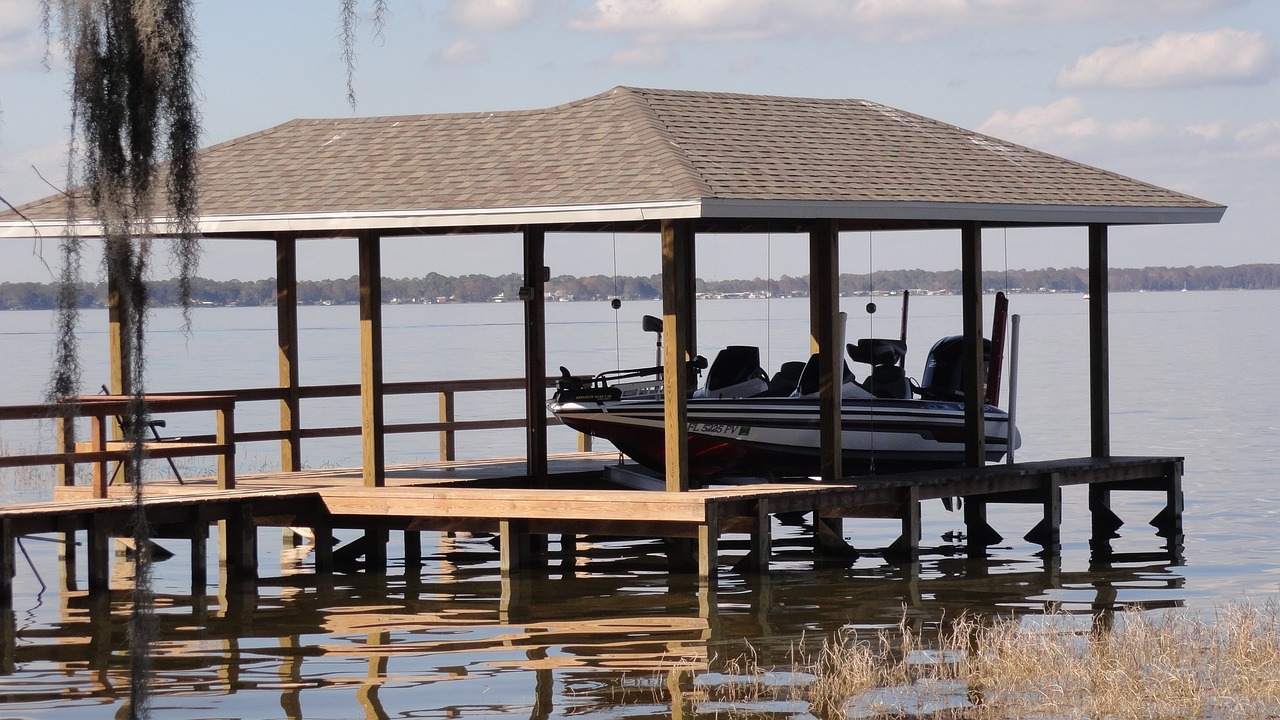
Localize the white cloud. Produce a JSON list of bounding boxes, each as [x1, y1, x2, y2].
[[569, 0, 786, 42], [979, 97, 1280, 169], [430, 40, 489, 66], [1236, 120, 1280, 157], [1057, 28, 1274, 90], [442, 0, 537, 31], [979, 97, 1101, 146], [568, 0, 1248, 45], [605, 44, 674, 68], [0, 0, 45, 71], [0, 0, 39, 35]]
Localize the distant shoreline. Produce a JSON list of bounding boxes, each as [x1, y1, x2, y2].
[[2, 263, 1278, 310]]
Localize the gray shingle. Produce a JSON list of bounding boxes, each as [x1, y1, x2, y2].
[[1, 86, 1224, 233]]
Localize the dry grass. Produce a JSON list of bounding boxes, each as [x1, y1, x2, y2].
[[696, 600, 1280, 719]]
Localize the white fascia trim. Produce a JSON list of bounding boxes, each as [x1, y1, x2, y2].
[[698, 199, 1227, 226], [0, 197, 1227, 238], [0, 200, 705, 238]]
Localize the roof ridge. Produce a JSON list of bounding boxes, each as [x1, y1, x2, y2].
[[612, 87, 716, 199]]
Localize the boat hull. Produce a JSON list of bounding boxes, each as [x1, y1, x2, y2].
[[552, 396, 1017, 477]]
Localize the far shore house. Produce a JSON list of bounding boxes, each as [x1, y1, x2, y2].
[[0, 87, 1225, 491]]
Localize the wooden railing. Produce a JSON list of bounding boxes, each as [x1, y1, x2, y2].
[[0, 394, 236, 498], [0, 377, 591, 486], [162, 376, 588, 463]]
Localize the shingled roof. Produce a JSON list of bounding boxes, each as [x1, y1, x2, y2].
[[0, 86, 1225, 238]]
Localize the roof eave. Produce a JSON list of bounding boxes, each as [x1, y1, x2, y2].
[[698, 198, 1227, 227], [0, 197, 1225, 239]]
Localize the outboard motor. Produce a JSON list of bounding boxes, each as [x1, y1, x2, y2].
[[921, 335, 991, 401]]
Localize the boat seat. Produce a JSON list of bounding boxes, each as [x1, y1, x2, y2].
[[763, 361, 806, 397], [847, 338, 907, 367], [693, 345, 769, 398], [793, 353, 870, 398], [864, 363, 911, 399]]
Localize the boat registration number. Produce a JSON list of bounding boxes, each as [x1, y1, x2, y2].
[[689, 422, 749, 437]]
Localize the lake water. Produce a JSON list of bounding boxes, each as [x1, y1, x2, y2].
[[1, 290, 1277, 718]]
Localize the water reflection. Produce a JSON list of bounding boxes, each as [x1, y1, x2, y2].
[[0, 526, 1189, 719]]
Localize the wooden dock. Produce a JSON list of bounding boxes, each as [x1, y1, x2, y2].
[[0, 451, 1184, 607]]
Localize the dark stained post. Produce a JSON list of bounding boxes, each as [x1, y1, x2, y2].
[[809, 220, 842, 481], [358, 231, 386, 488], [661, 219, 695, 492], [1088, 224, 1110, 458], [961, 222, 986, 467], [0, 519, 12, 610], [522, 227, 548, 483], [276, 233, 302, 472], [107, 262, 130, 398]]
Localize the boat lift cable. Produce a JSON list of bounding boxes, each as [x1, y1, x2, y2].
[[866, 231, 877, 475], [766, 233, 772, 372], [611, 232, 621, 370], [1003, 228, 1010, 293]]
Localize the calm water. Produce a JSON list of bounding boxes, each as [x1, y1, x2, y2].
[[1, 290, 1277, 718]]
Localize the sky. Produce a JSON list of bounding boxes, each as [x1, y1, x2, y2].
[[0, 0, 1277, 283]]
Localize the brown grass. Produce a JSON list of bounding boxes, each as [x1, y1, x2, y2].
[[696, 601, 1280, 719]]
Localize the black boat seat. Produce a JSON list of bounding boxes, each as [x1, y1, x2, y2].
[[793, 353, 871, 398], [864, 363, 911, 399], [847, 338, 907, 366], [693, 345, 769, 399], [763, 361, 806, 397]]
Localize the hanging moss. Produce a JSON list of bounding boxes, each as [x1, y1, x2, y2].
[[43, 3, 388, 716]]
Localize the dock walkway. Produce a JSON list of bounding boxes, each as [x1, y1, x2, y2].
[[0, 452, 1183, 607]]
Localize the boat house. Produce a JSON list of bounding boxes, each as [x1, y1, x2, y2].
[[0, 87, 1225, 587]]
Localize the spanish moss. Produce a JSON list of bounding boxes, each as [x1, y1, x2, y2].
[[42, 1, 202, 717], [340, 0, 389, 110], [42, 2, 385, 715]]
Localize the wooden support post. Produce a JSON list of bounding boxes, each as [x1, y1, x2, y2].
[[0, 519, 13, 610], [358, 231, 386, 488], [276, 233, 302, 472], [90, 413, 107, 499], [364, 527, 388, 575], [216, 403, 236, 490], [107, 261, 130, 399], [1089, 484, 1123, 559], [219, 504, 258, 580], [404, 530, 422, 574], [313, 518, 333, 574], [809, 219, 842, 481], [1023, 474, 1062, 556], [1088, 224, 1111, 458], [0, 603, 12, 675], [523, 227, 549, 484], [661, 219, 695, 492], [745, 499, 771, 573], [438, 391, 456, 461], [55, 414, 75, 487], [698, 508, 720, 583], [964, 496, 1003, 555], [885, 485, 921, 563], [961, 222, 986, 467], [500, 519, 531, 574], [58, 521, 77, 592], [87, 514, 110, 593], [1153, 461, 1185, 561], [191, 512, 208, 595]]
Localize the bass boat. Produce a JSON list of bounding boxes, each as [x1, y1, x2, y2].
[[551, 316, 1020, 478]]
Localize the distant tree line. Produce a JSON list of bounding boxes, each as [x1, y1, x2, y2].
[[3, 264, 1279, 310]]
